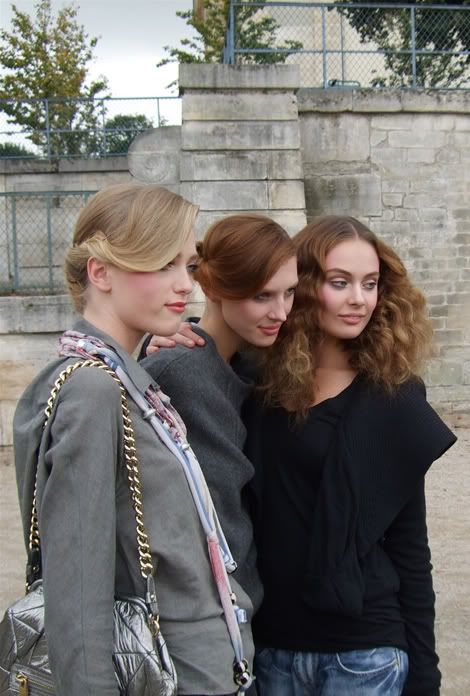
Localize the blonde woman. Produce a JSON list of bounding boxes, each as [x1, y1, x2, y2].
[[13, 183, 254, 696]]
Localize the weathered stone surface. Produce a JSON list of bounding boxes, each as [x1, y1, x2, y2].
[[182, 121, 300, 151], [183, 93, 298, 121], [268, 180, 305, 210], [305, 174, 381, 217], [179, 64, 300, 92], [181, 151, 268, 182], [180, 181, 269, 211], [300, 113, 369, 162], [128, 126, 181, 184], [0, 296, 77, 334]]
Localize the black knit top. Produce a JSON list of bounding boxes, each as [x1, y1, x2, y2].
[[243, 377, 456, 696]]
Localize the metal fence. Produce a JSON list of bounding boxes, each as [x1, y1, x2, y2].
[[0, 96, 181, 160], [0, 191, 96, 294], [224, 1, 470, 89]]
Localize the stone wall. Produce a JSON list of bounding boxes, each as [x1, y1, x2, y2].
[[1, 65, 469, 447], [298, 89, 470, 418]]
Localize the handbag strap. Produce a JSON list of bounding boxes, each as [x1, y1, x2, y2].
[[26, 360, 161, 628]]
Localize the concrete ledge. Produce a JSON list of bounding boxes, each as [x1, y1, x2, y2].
[[298, 88, 470, 114], [0, 156, 129, 176], [179, 64, 300, 92], [0, 295, 77, 334]]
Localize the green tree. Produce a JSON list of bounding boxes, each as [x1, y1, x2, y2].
[[158, 0, 302, 87], [103, 114, 155, 155], [0, 141, 36, 157], [335, 0, 470, 88], [0, 0, 108, 157]]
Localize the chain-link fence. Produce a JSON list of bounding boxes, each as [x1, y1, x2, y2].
[[0, 191, 96, 294], [0, 96, 181, 160], [224, 1, 470, 89]]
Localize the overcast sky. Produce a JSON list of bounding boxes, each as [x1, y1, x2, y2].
[[0, 0, 194, 97]]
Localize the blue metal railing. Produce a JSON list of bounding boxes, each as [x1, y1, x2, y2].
[[223, 2, 470, 90], [0, 95, 181, 160], [0, 191, 96, 293]]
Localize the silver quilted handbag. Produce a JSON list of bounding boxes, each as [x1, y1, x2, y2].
[[0, 360, 177, 696]]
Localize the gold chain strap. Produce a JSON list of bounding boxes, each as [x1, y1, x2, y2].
[[29, 359, 154, 579]]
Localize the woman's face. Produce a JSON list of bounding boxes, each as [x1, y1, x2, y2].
[[219, 255, 298, 347], [106, 234, 198, 345], [318, 238, 380, 341]]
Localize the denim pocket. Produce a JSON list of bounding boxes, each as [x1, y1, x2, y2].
[[335, 647, 402, 675], [255, 647, 295, 677]]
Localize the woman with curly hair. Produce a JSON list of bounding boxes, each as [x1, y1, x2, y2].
[[243, 215, 457, 696]]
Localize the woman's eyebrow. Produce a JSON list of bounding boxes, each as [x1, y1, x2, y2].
[[325, 268, 379, 277]]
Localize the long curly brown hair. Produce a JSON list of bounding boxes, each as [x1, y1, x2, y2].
[[258, 216, 433, 415]]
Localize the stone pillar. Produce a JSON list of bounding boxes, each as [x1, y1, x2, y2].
[[178, 64, 307, 238]]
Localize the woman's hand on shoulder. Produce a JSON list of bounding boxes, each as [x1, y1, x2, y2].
[[145, 322, 205, 355]]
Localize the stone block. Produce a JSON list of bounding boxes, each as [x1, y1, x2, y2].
[[0, 333, 60, 362], [451, 132, 470, 147], [389, 131, 446, 148], [424, 360, 462, 386], [0, 361, 39, 401], [410, 178, 448, 193], [382, 180, 410, 194], [297, 88, 353, 113], [179, 64, 300, 92], [407, 149, 435, 164], [382, 193, 402, 207], [58, 157, 128, 174], [182, 121, 300, 151], [267, 209, 307, 235], [267, 151, 304, 180], [300, 114, 369, 163], [410, 114, 436, 132], [394, 208, 419, 222], [128, 126, 181, 184], [433, 116, 456, 131], [0, 401, 15, 447], [0, 296, 77, 334], [421, 208, 447, 223], [370, 130, 387, 147], [351, 90, 403, 113], [370, 115, 409, 131], [305, 174, 381, 217], [268, 181, 305, 210], [182, 93, 298, 121], [400, 90, 470, 114], [371, 147, 405, 164], [455, 116, 470, 131], [180, 181, 268, 211], [403, 193, 441, 209], [181, 151, 268, 182]]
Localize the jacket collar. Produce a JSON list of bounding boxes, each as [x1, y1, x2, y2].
[[72, 318, 156, 393]]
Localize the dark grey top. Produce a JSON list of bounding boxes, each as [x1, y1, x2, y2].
[[13, 318, 254, 696], [142, 326, 263, 615]]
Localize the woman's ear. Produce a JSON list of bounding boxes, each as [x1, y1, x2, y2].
[[87, 257, 112, 293]]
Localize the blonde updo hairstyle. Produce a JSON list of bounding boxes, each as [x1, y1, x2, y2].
[[65, 183, 199, 312], [194, 214, 295, 300]]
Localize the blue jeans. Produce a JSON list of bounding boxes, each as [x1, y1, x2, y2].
[[254, 646, 408, 695]]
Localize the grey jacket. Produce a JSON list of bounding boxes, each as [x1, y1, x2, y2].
[[141, 326, 263, 614], [13, 319, 254, 696]]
